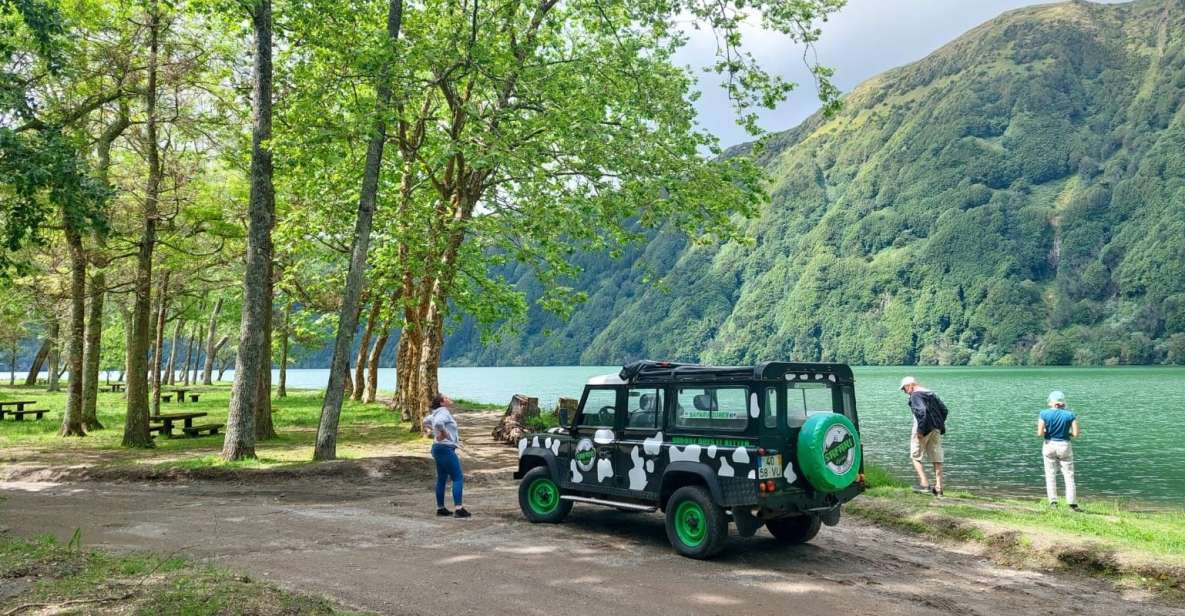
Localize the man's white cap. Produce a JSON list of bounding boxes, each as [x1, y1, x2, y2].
[[899, 376, 918, 391], [1048, 390, 1066, 404]]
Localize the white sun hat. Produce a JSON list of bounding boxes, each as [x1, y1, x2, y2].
[[899, 376, 918, 391], [1048, 390, 1066, 404]]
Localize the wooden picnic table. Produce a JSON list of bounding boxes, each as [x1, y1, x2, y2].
[[171, 388, 190, 403], [150, 412, 208, 437], [108, 383, 125, 393], [0, 400, 37, 412]]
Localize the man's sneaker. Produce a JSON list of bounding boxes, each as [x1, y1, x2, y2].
[[436, 507, 452, 516], [1069, 503, 1082, 512], [912, 484, 932, 494], [932, 487, 944, 498], [1048, 501, 1058, 510], [454, 507, 472, 518]]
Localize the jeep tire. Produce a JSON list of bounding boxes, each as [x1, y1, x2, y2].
[[519, 467, 573, 523], [765, 514, 822, 544], [664, 486, 728, 559]]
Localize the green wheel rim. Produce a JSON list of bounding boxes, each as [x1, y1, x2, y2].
[[527, 478, 559, 514], [674, 501, 707, 547]]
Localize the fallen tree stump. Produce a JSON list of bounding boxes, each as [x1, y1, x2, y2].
[[491, 394, 539, 445]]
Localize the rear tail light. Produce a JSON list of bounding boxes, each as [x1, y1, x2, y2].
[[765, 480, 776, 492], [757, 482, 767, 493]]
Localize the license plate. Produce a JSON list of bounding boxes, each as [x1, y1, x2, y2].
[[757, 454, 783, 479]]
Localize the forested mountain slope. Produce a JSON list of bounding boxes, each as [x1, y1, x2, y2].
[[444, 0, 1185, 367]]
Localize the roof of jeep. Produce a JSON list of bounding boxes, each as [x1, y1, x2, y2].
[[616, 360, 854, 384]]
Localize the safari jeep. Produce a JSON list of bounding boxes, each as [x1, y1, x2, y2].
[[514, 360, 865, 558]]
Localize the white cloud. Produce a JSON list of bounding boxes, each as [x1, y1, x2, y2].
[[676, 0, 1133, 148]]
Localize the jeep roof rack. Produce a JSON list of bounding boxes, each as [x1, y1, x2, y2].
[[618, 360, 854, 384]]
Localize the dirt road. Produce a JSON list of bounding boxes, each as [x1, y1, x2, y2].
[[1, 411, 1178, 615]]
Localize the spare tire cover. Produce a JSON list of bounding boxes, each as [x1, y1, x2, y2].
[[796, 413, 862, 493]]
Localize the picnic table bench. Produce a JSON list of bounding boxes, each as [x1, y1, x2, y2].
[[1, 401, 48, 421], [102, 383, 125, 393], [149, 412, 221, 438], [0, 400, 37, 413]]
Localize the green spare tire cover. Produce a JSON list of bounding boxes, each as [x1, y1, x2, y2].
[[796, 413, 862, 493]]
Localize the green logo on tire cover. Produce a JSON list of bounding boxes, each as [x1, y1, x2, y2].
[[574, 438, 596, 471], [822, 425, 856, 475]]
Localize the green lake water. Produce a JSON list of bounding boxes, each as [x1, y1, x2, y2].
[[271, 365, 1185, 505]]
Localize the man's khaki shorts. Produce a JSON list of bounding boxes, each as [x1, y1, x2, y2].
[[911, 430, 944, 463]]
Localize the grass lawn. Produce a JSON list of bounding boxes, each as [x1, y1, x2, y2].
[[0, 382, 434, 470], [0, 532, 366, 615]]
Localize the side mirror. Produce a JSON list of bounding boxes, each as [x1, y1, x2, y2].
[[558, 408, 571, 429]]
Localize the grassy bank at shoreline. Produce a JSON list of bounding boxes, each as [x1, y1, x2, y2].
[[858, 466, 1185, 600]]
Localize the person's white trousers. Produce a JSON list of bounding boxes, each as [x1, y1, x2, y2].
[[1042, 440, 1076, 505]]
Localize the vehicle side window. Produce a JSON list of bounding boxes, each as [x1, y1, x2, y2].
[[763, 387, 777, 429], [626, 388, 662, 430], [841, 385, 857, 424], [787, 383, 834, 428], [674, 386, 748, 431], [578, 388, 618, 427]]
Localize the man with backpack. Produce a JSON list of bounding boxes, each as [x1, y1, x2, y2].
[[900, 376, 949, 497]]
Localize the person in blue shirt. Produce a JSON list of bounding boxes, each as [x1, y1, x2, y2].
[[423, 393, 470, 518], [1038, 390, 1081, 511]]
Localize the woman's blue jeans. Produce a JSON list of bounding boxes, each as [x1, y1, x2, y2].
[[431, 443, 463, 508]]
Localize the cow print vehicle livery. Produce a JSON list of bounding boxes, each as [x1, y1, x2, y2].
[[514, 361, 866, 558]]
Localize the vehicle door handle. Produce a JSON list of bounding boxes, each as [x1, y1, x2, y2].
[[597, 446, 614, 456]]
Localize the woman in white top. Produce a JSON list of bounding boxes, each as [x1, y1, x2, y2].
[[422, 393, 469, 518]]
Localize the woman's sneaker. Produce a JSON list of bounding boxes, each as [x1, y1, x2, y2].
[[454, 507, 472, 518], [1069, 503, 1082, 512], [912, 484, 932, 494], [436, 507, 452, 516]]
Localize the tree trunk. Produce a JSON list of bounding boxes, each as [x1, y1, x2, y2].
[[202, 297, 223, 385], [218, 353, 233, 381], [181, 322, 196, 386], [80, 105, 126, 431], [81, 270, 105, 430], [365, 322, 390, 403], [151, 271, 170, 417], [24, 338, 49, 386], [278, 301, 290, 398], [313, 0, 403, 461], [255, 258, 276, 441], [353, 298, 380, 401], [60, 228, 87, 436], [118, 300, 132, 383], [46, 317, 60, 391], [165, 318, 182, 386], [224, 0, 274, 461], [189, 323, 201, 383], [123, 0, 160, 448]]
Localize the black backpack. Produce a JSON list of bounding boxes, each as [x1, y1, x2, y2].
[[921, 392, 949, 435]]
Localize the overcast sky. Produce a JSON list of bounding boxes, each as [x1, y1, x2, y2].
[[679, 0, 1132, 148]]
